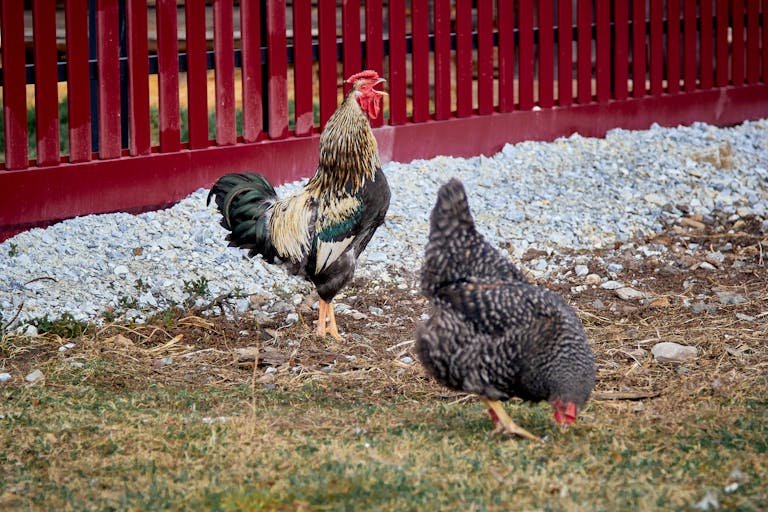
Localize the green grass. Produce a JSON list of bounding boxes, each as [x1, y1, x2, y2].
[[2, 359, 766, 511]]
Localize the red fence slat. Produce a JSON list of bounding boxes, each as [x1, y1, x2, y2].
[[699, 0, 714, 90], [716, 0, 729, 86], [746, 0, 759, 83], [185, 1, 209, 148], [518, 0, 534, 109], [411, 0, 430, 121], [127, 0, 151, 155], [455, 0, 473, 117], [557, 0, 572, 106], [265, 0, 288, 139], [595, 0, 610, 101], [342, 0, 362, 97], [97, 0, 122, 159], [33, 0, 60, 166], [477, 0, 494, 114], [764, 0, 768, 84], [156, 0, 181, 152], [498, 0, 515, 111], [293, 0, 314, 135], [241, 0, 263, 142], [649, 0, 664, 95], [365, 0, 384, 126], [683, 0, 697, 91], [214, 0, 236, 145], [732, 0, 745, 86], [577, 0, 592, 103], [666, 0, 680, 94], [434, 0, 452, 118], [632, 0, 647, 97], [538, 0, 554, 108], [613, 0, 628, 100], [388, 0, 407, 123], [65, 0, 91, 163], [318, 1, 338, 126], [1, 0, 28, 169]]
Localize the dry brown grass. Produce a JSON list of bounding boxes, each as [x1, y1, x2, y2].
[[1, 216, 767, 510]]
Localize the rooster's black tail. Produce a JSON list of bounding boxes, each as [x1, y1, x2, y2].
[[207, 173, 278, 261]]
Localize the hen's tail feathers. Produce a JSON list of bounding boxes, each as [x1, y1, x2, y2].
[[207, 173, 278, 261]]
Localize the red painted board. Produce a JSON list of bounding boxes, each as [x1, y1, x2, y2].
[[265, 0, 288, 139], [342, 0, 362, 97], [633, 0, 647, 98], [97, 0, 122, 158], [65, 0, 92, 162], [715, 0, 729, 87], [128, 0, 151, 155], [318, 0, 338, 126], [557, 0, 572, 106], [745, 0, 759, 84], [388, 0, 407, 123], [214, 0, 236, 144], [185, 1, 209, 149], [683, 0, 697, 91], [33, 0, 60, 166], [241, 0, 263, 142], [477, 0, 494, 114], [577, 0, 592, 103], [537, 0, 554, 108], [595, 0, 610, 101], [1, 0, 28, 169], [649, 0, 664, 95], [613, 0, 629, 100], [365, 0, 385, 126], [699, 0, 713, 90], [667, 0, 680, 94], [731, 0, 745, 86], [156, 0, 181, 152], [293, 0, 314, 136], [433, 0, 452, 118], [518, 0, 534, 109], [412, 0, 430, 121]]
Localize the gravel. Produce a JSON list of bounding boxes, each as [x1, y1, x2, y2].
[[1, 119, 767, 328]]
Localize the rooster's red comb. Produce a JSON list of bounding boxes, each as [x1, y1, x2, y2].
[[345, 70, 380, 84]]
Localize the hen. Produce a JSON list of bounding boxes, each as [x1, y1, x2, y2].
[[207, 70, 391, 339], [415, 179, 596, 440]]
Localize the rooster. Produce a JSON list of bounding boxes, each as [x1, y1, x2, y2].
[[415, 179, 596, 440], [207, 70, 391, 340]]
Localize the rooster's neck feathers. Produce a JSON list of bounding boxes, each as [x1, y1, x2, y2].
[[307, 94, 380, 196]]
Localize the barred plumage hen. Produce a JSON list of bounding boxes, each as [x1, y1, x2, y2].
[[208, 71, 391, 339], [416, 179, 596, 440]]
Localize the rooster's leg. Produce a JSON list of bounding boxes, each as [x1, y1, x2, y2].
[[316, 300, 328, 336], [325, 300, 343, 340], [482, 399, 540, 441]]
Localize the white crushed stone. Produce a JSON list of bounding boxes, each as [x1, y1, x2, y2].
[[1, 119, 767, 328]]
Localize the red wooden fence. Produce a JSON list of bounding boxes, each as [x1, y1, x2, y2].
[[1, 1, 767, 240]]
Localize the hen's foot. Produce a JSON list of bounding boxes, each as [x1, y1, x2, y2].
[[482, 399, 540, 442], [316, 299, 342, 340]]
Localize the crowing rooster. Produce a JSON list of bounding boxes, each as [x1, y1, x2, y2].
[[415, 179, 595, 440], [207, 70, 391, 339]]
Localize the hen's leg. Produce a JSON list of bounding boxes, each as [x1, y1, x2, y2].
[[482, 399, 540, 441], [325, 301, 342, 340], [316, 300, 327, 336]]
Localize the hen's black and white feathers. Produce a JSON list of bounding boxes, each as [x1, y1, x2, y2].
[[416, 179, 596, 408]]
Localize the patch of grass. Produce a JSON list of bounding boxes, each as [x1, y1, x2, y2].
[[7, 242, 19, 257], [21, 312, 88, 338], [183, 276, 210, 299]]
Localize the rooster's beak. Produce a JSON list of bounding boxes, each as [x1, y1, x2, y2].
[[374, 78, 388, 96]]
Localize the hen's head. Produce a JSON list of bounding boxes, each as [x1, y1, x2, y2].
[[551, 399, 579, 425], [346, 70, 387, 120]]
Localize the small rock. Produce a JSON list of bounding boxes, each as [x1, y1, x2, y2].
[[57, 342, 76, 352], [606, 263, 624, 273], [368, 306, 384, 316], [25, 369, 44, 383], [66, 359, 85, 369], [692, 491, 719, 511], [616, 287, 647, 300], [600, 280, 624, 290], [681, 217, 706, 230], [571, 285, 587, 293], [644, 193, 668, 206], [698, 262, 717, 271], [723, 482, 738, 493], [113, 265, 129, 276], [735, 313, 755, 322], [591, 299, 605, 309], [705, 251, 725, 266], [585, 274, 601, 286], [717, 292, 746, 305], [574, 265, 589, 277], [350, 310, 368, 320], [284, 312, 299, 325], [21, 324, 38, 337], [0, 373, 11, 383], [652, 342, 698, 363], [400, 356, 414, 365]]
